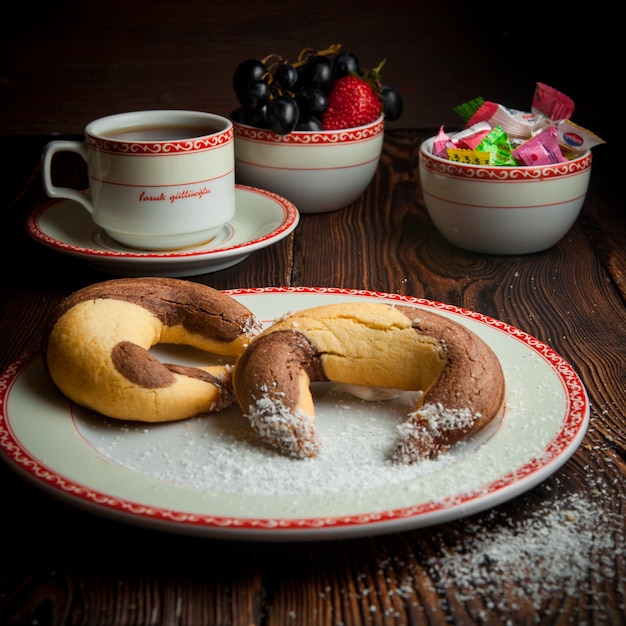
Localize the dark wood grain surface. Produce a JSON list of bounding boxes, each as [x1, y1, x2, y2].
[[0, 129, 624, 626], [0, 2, 622, 622]]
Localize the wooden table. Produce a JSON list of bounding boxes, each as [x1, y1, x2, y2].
[[0, 131, 624, 625]]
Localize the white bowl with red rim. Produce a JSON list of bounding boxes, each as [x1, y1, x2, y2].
[[419, 135, 593, 254], [233, 115, 384, 213]]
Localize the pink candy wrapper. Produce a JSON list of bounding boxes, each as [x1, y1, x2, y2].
[[433, 125, 451, 158], [433, 123, 493, 159], [512, 125, 566, 166], [532, 83, 575, 122], [451, 122, 492, 150]]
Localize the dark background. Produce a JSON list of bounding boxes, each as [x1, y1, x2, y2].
[[1, 1, 612, 142]]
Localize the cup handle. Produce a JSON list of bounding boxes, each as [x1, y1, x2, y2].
[[41, 140, 94, 214]]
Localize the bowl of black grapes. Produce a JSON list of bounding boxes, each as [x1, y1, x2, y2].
[[230, 44, 403, 213]]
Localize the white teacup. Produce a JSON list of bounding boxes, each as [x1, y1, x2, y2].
[[42, 110, 235, 250]]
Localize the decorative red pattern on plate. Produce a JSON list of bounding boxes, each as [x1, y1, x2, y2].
[[419, 148, 592, 181], [0, 288, 589, 538], [87, 127, 233, 155], [234, 116, 384, 145]]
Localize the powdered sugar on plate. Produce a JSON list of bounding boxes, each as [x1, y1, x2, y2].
[[73, 373, 532, 516], [74, 384, 472, 498]]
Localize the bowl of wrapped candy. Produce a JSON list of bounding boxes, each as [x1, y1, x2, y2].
[[419, 83, 605, 255], [230, 45, 403, 213]]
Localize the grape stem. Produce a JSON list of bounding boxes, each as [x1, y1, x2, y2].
[[261, 44, 342, 70], [261, 53, 286, 76]]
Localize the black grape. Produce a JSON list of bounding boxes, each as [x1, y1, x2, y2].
[[275, 63, 298, 90], [233, 59, 267, 94], [266, 96, 300, 135], [298, 55, 335, 92], [236, 79, 270, 110], [295, 116, 323, 131], [381, 86, 403, 121], [241, 105, 268, 128], [295, 85, 328, 118], [334, 51, 360, 77]]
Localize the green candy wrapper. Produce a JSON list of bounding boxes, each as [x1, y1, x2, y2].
[[477, 126, 516, 166], [453, 97, 485, 124]]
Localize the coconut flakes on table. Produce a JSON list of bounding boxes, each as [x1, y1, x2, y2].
[[367, 474, 624, 622], [423, 480, 624, 616]]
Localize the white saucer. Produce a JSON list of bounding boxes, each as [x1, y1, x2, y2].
[[26, 185, 299, 277]]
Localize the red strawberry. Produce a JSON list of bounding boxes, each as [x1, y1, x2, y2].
[[322, 75, 382, 130]]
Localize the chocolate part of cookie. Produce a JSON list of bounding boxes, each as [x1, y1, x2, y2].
[[46, 277, 255, 346], [111, 341, 176, 388], [165, 363, 230, 387], [396, 305, 505, 425], [111, 343, 230, 390], [235, 330, 328, 412], [392, 305, 506, 463], [234, 330, 326, 458]]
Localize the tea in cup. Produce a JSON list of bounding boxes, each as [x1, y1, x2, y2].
[[42, 110, 235, 250]]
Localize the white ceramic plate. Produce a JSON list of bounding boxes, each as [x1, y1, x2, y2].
[[26, 185, 299, 277], [0, 288, 589, 541]]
